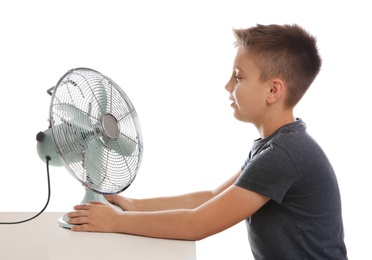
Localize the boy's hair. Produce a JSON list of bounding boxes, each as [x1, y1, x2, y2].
[[233, 24, 322, 108]]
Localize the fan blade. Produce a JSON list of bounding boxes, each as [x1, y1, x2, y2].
[[54, 103, 93, 133], [115, 134, 137, 156], [93, 80, 108, 117], [84, 137, 108, 190]]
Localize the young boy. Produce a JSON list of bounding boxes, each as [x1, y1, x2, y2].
[[68, 24, 347, 259]]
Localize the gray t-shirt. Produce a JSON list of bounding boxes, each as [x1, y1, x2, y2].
[[235, 119, 347, 259]]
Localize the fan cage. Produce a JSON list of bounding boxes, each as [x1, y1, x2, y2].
[[49, 68, 143, 195]]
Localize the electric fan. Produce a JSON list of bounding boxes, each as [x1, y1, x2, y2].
[[36, 67, 143, 229]]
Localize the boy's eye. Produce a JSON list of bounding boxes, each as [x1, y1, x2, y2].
[[234, 75, 242, 82]]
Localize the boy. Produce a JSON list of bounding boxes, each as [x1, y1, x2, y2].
[[68, 24, 347, 259]]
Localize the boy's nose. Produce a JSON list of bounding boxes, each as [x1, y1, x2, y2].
[[225, 79, 233, 93]]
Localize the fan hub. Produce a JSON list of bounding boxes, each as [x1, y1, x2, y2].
[[102, 113, 120, 139]]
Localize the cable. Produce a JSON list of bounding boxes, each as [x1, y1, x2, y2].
[[0, 156, 51, 224]]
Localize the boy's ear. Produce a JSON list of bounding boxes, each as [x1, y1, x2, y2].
[[266, 78, 285, 104]]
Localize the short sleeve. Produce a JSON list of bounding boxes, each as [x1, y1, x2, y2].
[[235, 143, 298, 203]]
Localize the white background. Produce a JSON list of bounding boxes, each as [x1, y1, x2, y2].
[[0, 1, 371, 259]]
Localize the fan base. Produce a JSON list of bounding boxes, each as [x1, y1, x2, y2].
[[58, 216, 74, 229]]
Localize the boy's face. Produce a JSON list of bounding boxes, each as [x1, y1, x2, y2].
[[225, 47, 271, 124]]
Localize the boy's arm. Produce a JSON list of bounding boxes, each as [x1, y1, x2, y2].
[[68, 170, 269, 240], [106, 170, 242, 211]]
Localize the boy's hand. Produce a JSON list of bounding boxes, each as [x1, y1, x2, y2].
[[104, 194, 133, 211], [67, 202, 121, 232]]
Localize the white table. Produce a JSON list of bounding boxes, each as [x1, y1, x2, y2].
[[0, 212, 196, 260]]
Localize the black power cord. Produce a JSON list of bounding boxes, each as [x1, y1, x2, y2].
[[0, 156, 51, 224]]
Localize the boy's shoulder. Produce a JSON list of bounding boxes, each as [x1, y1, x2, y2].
[[262, 119, 308, 147], [265, 119, 323, 156]]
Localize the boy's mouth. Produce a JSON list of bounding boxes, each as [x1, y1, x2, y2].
[[229, 96, 236, 106]]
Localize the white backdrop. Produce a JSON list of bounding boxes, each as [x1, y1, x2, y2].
[[0, 1, 370, 259]]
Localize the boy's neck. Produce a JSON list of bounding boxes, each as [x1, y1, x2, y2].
[[256, 111, 296, 139]]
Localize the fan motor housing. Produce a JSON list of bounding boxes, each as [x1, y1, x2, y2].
[[36, 129, 63, 167]]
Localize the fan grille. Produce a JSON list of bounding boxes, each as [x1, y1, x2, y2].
[[49, 68, 143, 195]]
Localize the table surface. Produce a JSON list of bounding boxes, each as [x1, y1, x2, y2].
[[0, 212, 196, 260]]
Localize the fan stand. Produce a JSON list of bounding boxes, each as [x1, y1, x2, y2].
[[58, 188, 122, 229]]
